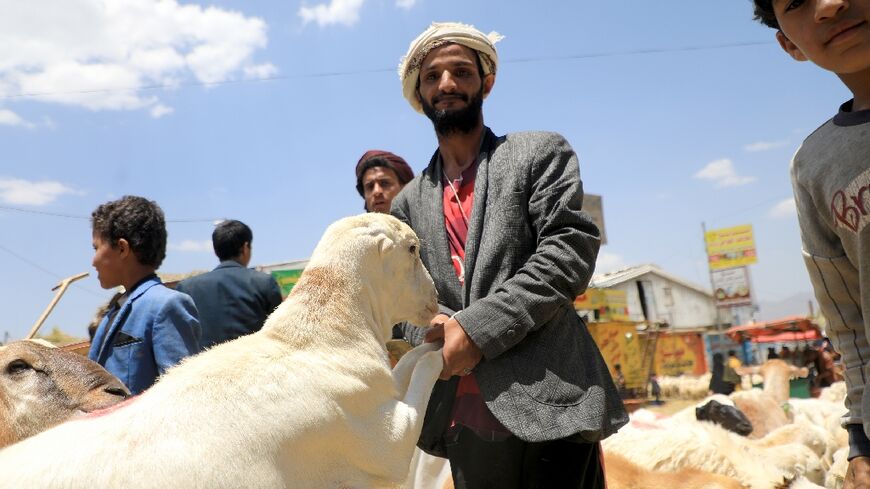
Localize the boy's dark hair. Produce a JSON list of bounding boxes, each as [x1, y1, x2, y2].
[[752, 0, 779, 29], [91, 195, 167, 268], [212, 220, 252, 261]]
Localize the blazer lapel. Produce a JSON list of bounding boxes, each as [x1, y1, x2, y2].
[[421, 153, 463, 311], [95, 277, 158, 362], [462, 128, 496, 303], [95, 300, 132, 363]]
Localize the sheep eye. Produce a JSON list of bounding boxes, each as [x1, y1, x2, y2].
[[104, 387, 128, 398], [7, 359, 31, 375], [409, 245, 417, 254]]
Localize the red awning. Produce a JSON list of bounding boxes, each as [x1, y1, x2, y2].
[[752, 329, 821, 344], [725, 316, 820, 343]]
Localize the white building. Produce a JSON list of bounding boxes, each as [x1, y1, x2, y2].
[[589, 264, 722, 330]]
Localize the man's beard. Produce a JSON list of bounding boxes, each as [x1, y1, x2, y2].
[[420, 86, 483, 137]]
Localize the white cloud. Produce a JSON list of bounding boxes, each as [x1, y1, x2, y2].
[[595, 250, 628, 275], [396, 0, 417, 8], [243, 63, 278, 80], [168, 240, 213, 253], [149, 104, 174, 119], [694, 158, 757, 187], [0, 0, 271, 115], [744, 140, 789, 152], [769, 198, 797, 219], [0, 177, 78, 205], [299, 0, 365, 27], [0, 109, 34, 128]]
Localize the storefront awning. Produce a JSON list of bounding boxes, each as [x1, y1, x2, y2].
[[725, 315, 820, 343]]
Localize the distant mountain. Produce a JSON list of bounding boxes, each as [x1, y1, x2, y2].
[[756, 292, 818, 321]]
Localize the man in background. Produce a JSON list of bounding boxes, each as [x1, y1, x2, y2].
[[356, 150, 414, 213], [356, 150, 415, 341], [176, 220, 282, 350]]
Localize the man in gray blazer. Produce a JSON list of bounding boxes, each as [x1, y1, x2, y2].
[[393, 22, 627, 488], [175, 220, 282, 350]]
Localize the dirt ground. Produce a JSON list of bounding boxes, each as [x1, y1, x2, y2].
[[636, 398, 697, 416]]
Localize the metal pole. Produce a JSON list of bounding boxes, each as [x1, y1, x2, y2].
[[702, 222, 722, 330], [25, 272, 89, 340]]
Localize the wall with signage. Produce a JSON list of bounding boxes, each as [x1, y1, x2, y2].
[[256, 260, 309, 298], [574, 289, 629, 322], [653, 332, 708, 376], [587, 322, 645, 389]]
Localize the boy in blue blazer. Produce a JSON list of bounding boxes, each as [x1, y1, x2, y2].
[[88, 195, 201, 394]]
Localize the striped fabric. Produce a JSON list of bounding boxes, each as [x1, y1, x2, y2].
[[790, 101, 870, 457]]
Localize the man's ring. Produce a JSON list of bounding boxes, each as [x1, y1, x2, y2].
[[462, 368, 472, 375]]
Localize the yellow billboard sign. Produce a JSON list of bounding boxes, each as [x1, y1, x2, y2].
[[574, 289, 629, 322], [705, 224, 758, 270]]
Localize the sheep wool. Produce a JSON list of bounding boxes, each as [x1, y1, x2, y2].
[[0, 213, 445, 489]]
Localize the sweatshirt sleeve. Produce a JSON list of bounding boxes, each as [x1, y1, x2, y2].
[[792, 155, 870, 449]]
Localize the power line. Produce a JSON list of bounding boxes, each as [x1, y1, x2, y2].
[[0, 242, 103, 297], [505, 40, 775, 64], [0, 204, 219, 223], [0, 205, 87, 220], [0, 40, 775, 101]]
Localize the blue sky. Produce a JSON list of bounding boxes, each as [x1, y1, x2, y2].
[[0, 0, 852, 341]]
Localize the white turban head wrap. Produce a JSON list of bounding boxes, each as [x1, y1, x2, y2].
[[398, 22, 504, 113]]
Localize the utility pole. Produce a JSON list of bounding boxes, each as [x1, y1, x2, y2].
[[702, 222, 722, 330]]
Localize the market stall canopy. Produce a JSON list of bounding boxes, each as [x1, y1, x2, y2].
[[752, 329, 821, 344], [725, 316, 821, 343]]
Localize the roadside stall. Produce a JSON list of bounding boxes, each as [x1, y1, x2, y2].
[[725, 316, 821, 397]]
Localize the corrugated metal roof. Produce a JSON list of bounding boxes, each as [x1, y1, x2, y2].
[[591, 264, 712, 297]]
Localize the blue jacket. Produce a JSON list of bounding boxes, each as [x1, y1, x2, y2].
[[89, 275, 201, 394], [175, 261, 282, 349]]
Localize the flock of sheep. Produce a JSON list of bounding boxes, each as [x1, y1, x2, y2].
[[602, 362, 851, 489], [0, 214, 858, 488]]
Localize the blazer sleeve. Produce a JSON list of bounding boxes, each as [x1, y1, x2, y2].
[[261, 274, 284, 313], [456, 133, 600, 359], [152, 293, 202, 374]]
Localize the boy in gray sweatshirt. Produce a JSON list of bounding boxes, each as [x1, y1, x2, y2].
[[752, 0, 870, 486]]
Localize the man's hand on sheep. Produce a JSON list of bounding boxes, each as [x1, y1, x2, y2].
[[846, 456, 870, 489], [425, 313, 483, 380]]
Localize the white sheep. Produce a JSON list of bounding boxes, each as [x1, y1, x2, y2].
[[825, 446, 849, 489], [604, 394, 828, 488], [730, 388, 791, 439], [657, 373, 713, 400], [0, 213, 444, 489]]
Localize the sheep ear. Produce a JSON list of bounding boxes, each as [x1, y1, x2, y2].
[[378, 235, 395, 256]]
